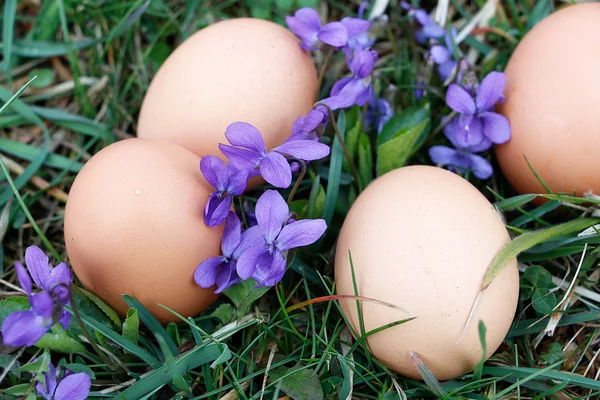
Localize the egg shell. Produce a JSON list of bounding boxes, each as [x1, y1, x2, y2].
[[335, 166, 519, 381], [495, 3, 600, 201], [64, 138, 221, 323], [137, 18, 318, 163]]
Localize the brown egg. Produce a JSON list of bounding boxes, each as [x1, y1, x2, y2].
[[495, 3, 600, 200], [64, 138, 221, 323], [335, 166, 519, 380], [137, 18, 318, 162]]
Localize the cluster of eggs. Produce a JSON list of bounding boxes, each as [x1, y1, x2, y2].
[[64, 19, 318, 322], [63, 2, 596, 381]]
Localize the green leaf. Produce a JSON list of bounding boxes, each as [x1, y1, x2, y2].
[[211, 303, 234, 325], [115, 343, 221, 400], [473, 321, 487, 381], [0, 138, 83, 173], [342, 118, 361, 174], [322, 111, 345, 225], [0, 39, 98, 58], [123, 294, 178, 357], [3, 0, 18, 76], [408, 351, 447, 397], [376, 118, 429, 176], [337, 355, 353, 400], [0, 297, 29, 325], [540, 342, 563, 365], [377, 106, 430, 146], [30, 106, 110, 139], [523, 265, 553, 288], [2, 383, 30, 395], [224, 278, 269, 318], [18, 351, 50, 373], [0, 354, 20, 378], [269, 364, 324, 400], [296, 0, 319, 8], [210, 344, 232, 369], [357, 133, 373, 189], [275, 0, 294, 11], [28, 69, 54, 88], [481, 218, 600, 290], [526, 0, 552, 31], [61, 363, 96, 379], [122, 308, 140, 345], [35, 324, 86, 353], [80, 287, 121, 326], [493, 194, 537, 211], [509, 311, 600, 337], [531, 288, 557, 314]]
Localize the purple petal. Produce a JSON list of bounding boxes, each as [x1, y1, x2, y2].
[[204, 192, 232, 227], [430, 45, 450, 64], [303, 108, 328, 132], [194, 256, 225, 288], [236, 246, 269, 280], [290, 8, 321, 32], [215, 261, 238, 293], [469, 137, 493, 153], [48, 262, 72, 290], [463, 116, 485, 147], [261, 251, 287, 287], [318, 22, 348, 47], [232, 226, 265, 260], [255, 190, 289, 244], [350, 50, 377, 78], [58, 310, 70, 331], [15, 262, 32, 296], [429, 146, 458, 166], [276, 219, 327, 251], [1, 311, 50, 347], [36, 379, 52, 400], [437, 60, 457, 82], [446, 84, 476, 115], [476, 71, 506, 111], [291, 116, 304, 136], [322, 78, 369, 110], [25, 246, 51, 292], [285, 13, 319, 49], [221, 212, 242, 257], [355, 83, 373, 106], [421, 23, 445, 39], [442, 117, 461, 148], [226, 167, 248, 195], [482, 112, 511, 144], [31, 292, 54, 319], [468, 154, 493, 179], [259, 152, 292, 188], [200, 156, 228, 190], [218, 144, 261, 174], [330, 77, 353, 97], [252, 252, 280, 286], [224, 122, 267, 154], [274, 140, 330, 161], [54, 372, 91, 400], [341, 17, 370, 37]]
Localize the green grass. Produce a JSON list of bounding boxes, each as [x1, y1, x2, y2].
[[1, 1, 600, 399]]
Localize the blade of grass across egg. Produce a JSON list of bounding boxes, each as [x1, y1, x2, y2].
[[409, 351, 447, 397], [459, 217, 600, 342]]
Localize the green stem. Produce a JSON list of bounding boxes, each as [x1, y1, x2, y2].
[[69, 286, 120, 371], [287, 160, 307, 205], [318, 103, 361, 190], [316, 47, 335, 100]]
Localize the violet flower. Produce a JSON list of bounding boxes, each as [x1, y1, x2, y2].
[[430, 28, 458, 82], [2, 246, 72, 347], [445, 71, 510, 146], [401, 2, 445, 44], [219, 122, 330, 189], [195, 212, 263, 293], [237, 190, 326, 287], [200, 156, 248, 227], [321, 49, 378, 110], [288, 106, 329, 142], [429, 116, 493, 179], [286, 8, 369, 51], [366, 94, 392, 134], [35, 362, 91, 400]]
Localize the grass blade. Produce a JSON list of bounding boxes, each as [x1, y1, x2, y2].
[[2, 0, 17, 80], [322, 111, 345, 225], [409, 351, 447, 397]]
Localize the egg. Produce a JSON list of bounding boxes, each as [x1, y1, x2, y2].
[[64, 138, 221, 323], [137, 18, 318, 161], [335, 166, 519, 380], [495, 3, 600, 199]]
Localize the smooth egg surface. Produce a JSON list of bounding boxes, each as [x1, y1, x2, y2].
[[495, 2, 600, 199], [335, 166, 519, 380], [64, 138, 221, 323], [137, 18, 318, 159]]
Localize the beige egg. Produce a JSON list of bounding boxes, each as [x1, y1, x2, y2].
[[495, 3, 600, 200], [64, 138, 221, 323], [137, 18, 318, 161], [335, 166, 519, 380]]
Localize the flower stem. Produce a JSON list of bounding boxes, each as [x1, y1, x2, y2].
[[287, 160, 306, 205], [316, 47, 335, 100], [319, 103, 362, 190], [69, 285, 120, 371]]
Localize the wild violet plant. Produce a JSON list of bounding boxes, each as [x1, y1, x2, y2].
[[35, 362, 91, 400]]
